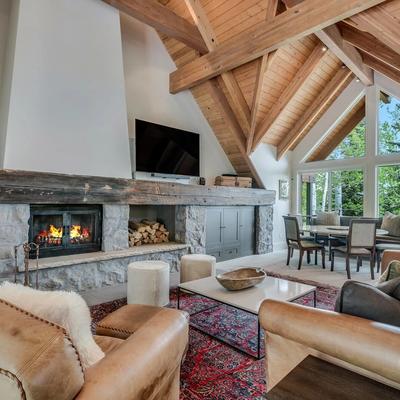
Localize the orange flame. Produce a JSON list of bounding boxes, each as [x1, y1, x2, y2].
[[70, 225, 90, 240], [49, 224, 63, 238]]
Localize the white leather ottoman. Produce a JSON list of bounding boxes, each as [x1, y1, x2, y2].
[[180, 254, 216, 283], [127, 261, 170, 306]]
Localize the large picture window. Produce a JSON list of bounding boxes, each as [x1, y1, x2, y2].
[[378, 165, 400, 216], [379, 92, 400, 155], [301, 169, 364, 217]]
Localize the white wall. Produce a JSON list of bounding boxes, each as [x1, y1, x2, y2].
[[0, 0, 131, 178], [0, 0, 10, 82], [251, 143, 291, 250], [120, 15, 235, 184]]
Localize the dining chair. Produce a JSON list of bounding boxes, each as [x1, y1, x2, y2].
[[283, 216, 326, 270], [330, 219, 377, 280]]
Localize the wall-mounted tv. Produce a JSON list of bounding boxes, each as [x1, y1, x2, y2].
[[135, 119, 200, 177]]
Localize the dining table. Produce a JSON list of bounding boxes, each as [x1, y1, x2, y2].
[[301, 225, 389, 238]]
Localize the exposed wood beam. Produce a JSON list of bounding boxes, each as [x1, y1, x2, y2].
[[185, 0, 251, 136], [103, 0, 208, 53], [205, 80, 264, 188], [341, 24, 400, 73], [310, 103, 365, 161], [349, 5, 400, 56], [315, 26, 373, 86], [362, 53, 400, 86], [169, 0, 385, 93], [281, 0, 373, 85], [251, 43, 326, 151], [247, 0, 279, 154], [277, 66, 353, 160]]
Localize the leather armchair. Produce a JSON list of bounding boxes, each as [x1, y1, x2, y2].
[[0, 300, 188, 400], [259, 299, 400, 393], [381, 249, 400, 274]]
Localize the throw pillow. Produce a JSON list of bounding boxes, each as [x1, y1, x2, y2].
[[379, 260, 400, 283], [0, 282, 104, 369], [381, 212, 400, 237], [316, 211, 340, 226]]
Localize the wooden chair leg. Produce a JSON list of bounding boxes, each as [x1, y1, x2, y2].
[[328, 240, 332, 261], [356, 257, 361, 272], [298, 250, 304, 270], [286, 247, 291, 266], [331, 251, 335, 271], [370, 252, 375, 280], [314, 248, 318, 265], [376, 250, 381, 273], [321, 248, 326, 269], [346, 255, 351, 279], [291, 248, 294, 257], [307, 251, 311, 264]]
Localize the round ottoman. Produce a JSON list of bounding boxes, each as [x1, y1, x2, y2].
[[180, 254, 216, 283], [127, 261, 170, 306]]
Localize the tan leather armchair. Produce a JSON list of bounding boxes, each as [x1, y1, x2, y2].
[[0, 300, 188, 400], [381, 249, 400, 274], [259, 299, 400, 393]]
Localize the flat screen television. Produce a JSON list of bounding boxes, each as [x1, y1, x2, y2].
[[135, 119, 200, 177]]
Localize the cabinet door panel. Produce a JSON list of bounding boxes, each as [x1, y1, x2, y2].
[[222, 208, 239, 246], [240, 207, 255, 257], [206, 208, 222, 249]]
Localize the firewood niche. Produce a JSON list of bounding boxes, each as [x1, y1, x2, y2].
[[129, 219, 169, 247]]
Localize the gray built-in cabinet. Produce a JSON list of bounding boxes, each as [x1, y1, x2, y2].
[[206, 206, 255, 261]]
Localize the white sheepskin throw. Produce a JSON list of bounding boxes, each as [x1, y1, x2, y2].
[[0, 282, 104, 370]]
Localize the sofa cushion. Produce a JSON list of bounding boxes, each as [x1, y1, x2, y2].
[[379, 260, 400, 283], [316, 211, 340, 226], [381, 212, 400, 237], [94, 335, 124, 354], [0, 282, 104, 370]]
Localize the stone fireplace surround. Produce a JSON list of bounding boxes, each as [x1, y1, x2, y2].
[[0, 170, 275, 292]]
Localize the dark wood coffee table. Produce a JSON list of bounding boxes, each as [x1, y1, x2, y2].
[[266, 356, 400, 400]]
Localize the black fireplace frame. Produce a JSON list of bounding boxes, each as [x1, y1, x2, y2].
[[29, 205, 102, 258]]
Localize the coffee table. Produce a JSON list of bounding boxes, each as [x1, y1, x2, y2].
[[177, 275, 316, 359]]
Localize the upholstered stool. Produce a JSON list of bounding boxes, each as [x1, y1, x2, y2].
[[127, 261, 170, 306], [180, 254, 216, 283]]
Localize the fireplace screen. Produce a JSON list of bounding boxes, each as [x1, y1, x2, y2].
[[29, 205, 102, 258]]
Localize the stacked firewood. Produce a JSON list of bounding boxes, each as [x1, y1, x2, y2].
[[128, 219, 169, 247]]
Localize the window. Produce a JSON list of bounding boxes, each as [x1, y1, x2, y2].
[[326, 119, 366, 160], [378, 165, 400, 216], [378, 92, 400, 155], [301, 169, 364, 217]]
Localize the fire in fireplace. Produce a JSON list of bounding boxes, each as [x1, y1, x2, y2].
[[29, 205, 102, 258]]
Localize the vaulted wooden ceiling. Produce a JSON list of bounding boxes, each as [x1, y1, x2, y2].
[[105, 0, 400, 187]]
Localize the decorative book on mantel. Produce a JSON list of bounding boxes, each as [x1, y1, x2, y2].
[[128, 220, 169, 247]]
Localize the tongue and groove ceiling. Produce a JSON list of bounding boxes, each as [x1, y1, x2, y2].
[[105, 0, 400, 187]]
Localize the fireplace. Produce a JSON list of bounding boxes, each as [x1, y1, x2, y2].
[[29, 205, 102, 258]]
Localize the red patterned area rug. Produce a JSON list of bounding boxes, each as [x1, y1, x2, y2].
[[90, 274, 339, 400]]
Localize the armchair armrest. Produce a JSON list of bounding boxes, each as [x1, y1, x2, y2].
[[76, 309, 188, 400], [381, 250, 400, 274], [259, 300, 400, 390]]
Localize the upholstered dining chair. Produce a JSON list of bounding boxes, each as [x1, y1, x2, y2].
[[330, 219, 377, 280], [283, 216, 326, 270]]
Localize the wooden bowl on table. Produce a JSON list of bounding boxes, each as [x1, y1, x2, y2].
[[216, 267, 266, 291]]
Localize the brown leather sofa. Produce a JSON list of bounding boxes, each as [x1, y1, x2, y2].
[[0, 300, 189, 400], [259, 299, 400, 393], [381, 249, 400, 274]]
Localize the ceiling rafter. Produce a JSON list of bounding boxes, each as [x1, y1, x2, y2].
[[103, 0, 208, 53], [205, 79, 264, 187], [184, 0, 251, 136], [348, 5, 400, 56], [247, 0, 280, 154], [282, 0, 373, 86], [362, 53, 400, 86], [341, 24, 400, 73], [277, 66, 353, 160], [251, 43, 326, 151], [308, 99, 365, 162], [169, 0, 385, 94]]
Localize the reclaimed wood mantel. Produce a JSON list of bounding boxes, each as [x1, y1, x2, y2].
[[0, 170, 275, 206]]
